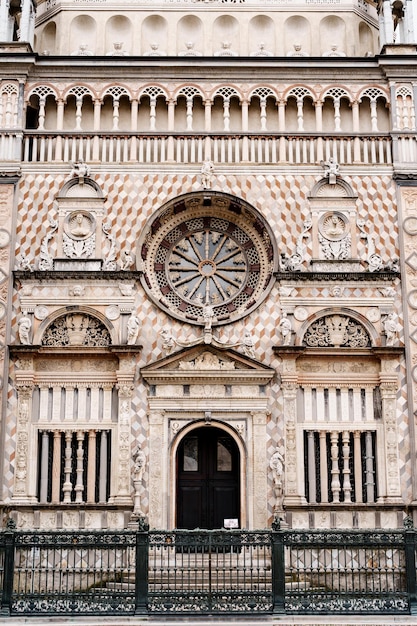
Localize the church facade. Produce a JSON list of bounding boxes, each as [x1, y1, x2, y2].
[[0, 0, 416, 533]]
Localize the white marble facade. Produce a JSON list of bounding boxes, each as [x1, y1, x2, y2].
[[0, 0, 416, 532]]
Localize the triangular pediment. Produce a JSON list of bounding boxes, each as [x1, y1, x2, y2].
[[141, 345, 275, 386]]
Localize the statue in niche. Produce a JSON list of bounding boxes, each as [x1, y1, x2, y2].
[[251, 42, 273, 57], [179, 42, 202, 56], [384, 312, 399, 346], [127, 311, 141, 345], [106, 42, 127, 56], [287, 43, 309, 57], [278, 313, 292, 345], [320, 157, 340, 184], [18, 312, 32, 345], [71, 43, 93, 56], [215, 41, 238, 57], [322, 43, 346, 57], [200, 159, 215, 189], [145, 43, 165, 56]]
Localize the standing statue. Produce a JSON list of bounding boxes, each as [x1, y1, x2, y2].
[[278, 313, 292, 346], [18, 312, 32, 345], [127, 311, 141, 345], [384, 312, 399, 346], [133, 447, 146, 515], [160, 328, 176, 354], [241, 330, 255, 359], [269, 449, 284, 512]]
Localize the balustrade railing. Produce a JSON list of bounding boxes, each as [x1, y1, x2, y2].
[[4, 131, 397, 166], [0, 522, 415, 616]]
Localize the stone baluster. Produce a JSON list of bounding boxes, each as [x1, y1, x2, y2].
[[39, 430, 49, 503], [62, 430, 73, 503], [365, 430, 375, 503], [330, 431, 340, 503], [342, 430, 352, 503], [319, 430, 328, 503], [38, 96, 46, 131], [99, 430, 108, 503], [74, 430, 85, 503], [307, 431, 316, 503], [87, 430, 96, 503], [353, 430, 363, 503], [51, 430, 61, 503]]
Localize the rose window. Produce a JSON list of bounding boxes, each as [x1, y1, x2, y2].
[[138, 193, 276, 325]]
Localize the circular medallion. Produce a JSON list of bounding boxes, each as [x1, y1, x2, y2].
[[404, 216, 417, 236], [0, 229, 10, 248], [294, 307, 308, 322], [138, 192, 277, 326], [366, 308, 380, 323], [64, 211, 95, 240], [106, 305, 120, 321], [409, 290, 417, 309], [34, 305, 49, 321], [319, 212, 348, 241]]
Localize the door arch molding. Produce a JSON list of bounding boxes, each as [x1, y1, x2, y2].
[[170, 420, 247, 529]]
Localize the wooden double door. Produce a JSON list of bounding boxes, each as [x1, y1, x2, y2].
[[176, 427, 240, 529]]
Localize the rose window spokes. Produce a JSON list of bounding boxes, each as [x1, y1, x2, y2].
[[168, 230, 248, 306], [139, 193, 276, 326]]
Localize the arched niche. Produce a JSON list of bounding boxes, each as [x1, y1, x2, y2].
[[177, 15, 204, 55], [212, 15, 240, 55], [319, 16, 347, 56], [69, 15, 97, 56], [358, 21, 375, 56], [141, 15, 169, 55], [248, 15, 275, 56], [37, 308, 115, 347], [39, 21, 56, 55], [299, 310, 376, 348], [105, 15, 133, 55], [284, 15, 311, 56]]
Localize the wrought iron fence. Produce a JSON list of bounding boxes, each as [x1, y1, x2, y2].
[[0, 519, 415, 616]]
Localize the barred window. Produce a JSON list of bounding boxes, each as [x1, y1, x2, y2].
[[37, 430, 111, 504], [304, 430, 376, 504]]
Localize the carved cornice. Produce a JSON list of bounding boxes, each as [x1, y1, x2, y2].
[[274, 271, 400, 281]]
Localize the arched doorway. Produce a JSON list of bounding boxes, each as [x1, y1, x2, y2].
[[176, 426, 240, 529]]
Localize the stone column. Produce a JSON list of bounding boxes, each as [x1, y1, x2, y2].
[[380, 379, 403, 502], [13, 378, 36, 503], [112, 382, 134, 505], [148, 411, 165, 528], [281, 355, 306, 506], [251, 411, 269, 529]]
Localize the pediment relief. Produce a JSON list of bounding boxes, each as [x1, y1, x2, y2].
[[141, 346, 274, 386]]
